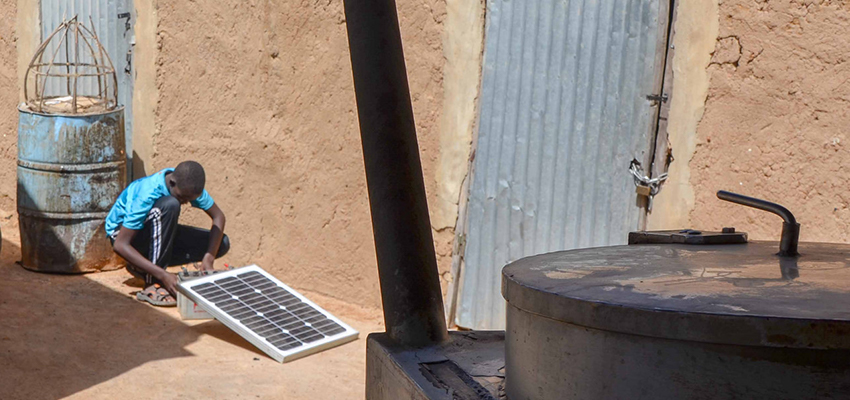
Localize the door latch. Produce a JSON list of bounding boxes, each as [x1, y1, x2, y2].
[[118, 12, 131, 36], [645, 93, 668, 105]]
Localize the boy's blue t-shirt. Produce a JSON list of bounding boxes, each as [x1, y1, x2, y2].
[[104, 168, 214, 237]]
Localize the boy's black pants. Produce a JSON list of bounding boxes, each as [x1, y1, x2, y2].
[[117, 196, 230, 286]]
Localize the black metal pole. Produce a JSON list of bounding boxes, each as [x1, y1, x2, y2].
[[343, 0, 449, 347]]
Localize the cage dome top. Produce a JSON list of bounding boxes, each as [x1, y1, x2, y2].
[[24, 16, 118, 115]]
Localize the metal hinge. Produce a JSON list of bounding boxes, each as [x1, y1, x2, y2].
[[645, 93, 668, 105], [455, 233, 467, 258], [125, 48, 132, 74], [118, 12, 131, 34]]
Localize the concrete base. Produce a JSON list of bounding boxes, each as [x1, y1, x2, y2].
[[366, 331, 505, 400]]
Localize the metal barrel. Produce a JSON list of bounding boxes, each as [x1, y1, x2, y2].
[[502, 241, 850, 399], [17, 106, 127, 273]]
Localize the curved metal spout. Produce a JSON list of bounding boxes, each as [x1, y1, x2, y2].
[[717, 190, 800, 256]]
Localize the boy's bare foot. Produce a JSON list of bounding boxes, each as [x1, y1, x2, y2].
[[135, 284, 177, 307]]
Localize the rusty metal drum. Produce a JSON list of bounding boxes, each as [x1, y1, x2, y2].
[[502, 237, 850, 400], [17, 106, 126, 273]]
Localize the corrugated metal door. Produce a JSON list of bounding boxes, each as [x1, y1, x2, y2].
[[41, 0, 134, 178], [456, 0, 672, 329]]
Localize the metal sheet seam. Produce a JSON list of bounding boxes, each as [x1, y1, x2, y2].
[[457, 0, 664, 329]]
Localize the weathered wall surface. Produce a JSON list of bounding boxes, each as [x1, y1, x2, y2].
[[151, 0, 448, 308], [0, 0, 18, 223], [647, 0, 718, 230], [432, 0, 483, 232], [689, 0, 850, 242], [132, 0, 157, 180]]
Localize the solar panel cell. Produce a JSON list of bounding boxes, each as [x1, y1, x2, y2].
[[255, 325, 282, 338], [255, 303, 280, 315], [314, 320, 346, 336], [207, 294, 231, 303], [304, 314, 326, 324], [239, 291, 263, 304], [217, 277, 242, 290], [244, 318, 273, 331], [281, 319, 304, 331], [217, 299, 244, 312], [290, 326, 323, 342], [238, 271, 263, 280], [193, 283, 217, 293], [233, 310, 257, 321], [230, 288, 255, 298], [289, 303, 313, 315], [269, 335, 301, 351], [268, 293, 300, 306]]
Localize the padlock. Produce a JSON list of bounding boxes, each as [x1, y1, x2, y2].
[[635, 185, 652, 197]]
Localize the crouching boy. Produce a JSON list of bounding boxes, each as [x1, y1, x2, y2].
[[105, 161, 229, 306]]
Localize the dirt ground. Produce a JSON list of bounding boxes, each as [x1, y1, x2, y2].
[[0, 228, 384, 400]]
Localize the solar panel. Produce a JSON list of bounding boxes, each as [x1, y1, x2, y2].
[[177, 265, 359, 362]]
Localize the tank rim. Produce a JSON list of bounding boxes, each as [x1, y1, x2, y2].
[[502, 241, 850, 349], [18, 103, 125, 118]]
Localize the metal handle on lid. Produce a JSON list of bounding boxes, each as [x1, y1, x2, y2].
[[717, 190, 800, 257]]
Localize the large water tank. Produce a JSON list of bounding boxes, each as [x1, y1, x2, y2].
[[17, 107, 126, 273], [502, 232, 850, 399]]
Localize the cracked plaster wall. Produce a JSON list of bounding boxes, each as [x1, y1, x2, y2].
[[648, 0, 719, 230], [432, 0, 484, 232], [151, 0, 453, 309], [3, 0, 470, 310], [689, 0, 850, 242], [0, 0, 19, 227]]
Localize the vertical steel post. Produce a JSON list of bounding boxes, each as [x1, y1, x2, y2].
[[343, 0, 449, 347]]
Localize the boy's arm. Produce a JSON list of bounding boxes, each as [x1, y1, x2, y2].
[[200, 203, 226, 271], [113, 226, 179, 295]]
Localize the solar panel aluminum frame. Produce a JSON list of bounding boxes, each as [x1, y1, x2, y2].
[[178, 265, 359, 363]]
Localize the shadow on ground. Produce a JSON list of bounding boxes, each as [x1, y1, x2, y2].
[[0, 231, 381, 400], [0, 237, 203, 399]]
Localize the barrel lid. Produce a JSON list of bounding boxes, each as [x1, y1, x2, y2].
[[18, 103, 125, 117], [502, 241, 850, 349]]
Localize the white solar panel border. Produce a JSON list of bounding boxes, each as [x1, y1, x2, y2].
[[178, 264, 359, 363]]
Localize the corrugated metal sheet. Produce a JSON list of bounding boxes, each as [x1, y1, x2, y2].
[[41, 0, 134, 176], [457, 0, 668, 329]]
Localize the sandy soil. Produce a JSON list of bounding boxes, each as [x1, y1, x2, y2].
[[690, 0, 850, 242], [0, 228, 384, 400]]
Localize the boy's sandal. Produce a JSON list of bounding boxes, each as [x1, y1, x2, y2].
[[136, 284, 177, 307]]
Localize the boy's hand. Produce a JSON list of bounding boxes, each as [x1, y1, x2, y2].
[[157, 270, 179, 297], [200, 253, 215, 271]]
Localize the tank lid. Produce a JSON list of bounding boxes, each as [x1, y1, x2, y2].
[[502, 241, 850, 349]]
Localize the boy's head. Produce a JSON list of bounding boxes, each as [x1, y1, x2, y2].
[[169, 161, 205, 204]]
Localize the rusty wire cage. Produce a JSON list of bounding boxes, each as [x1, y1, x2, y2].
[[24, 16, 118, 115]]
